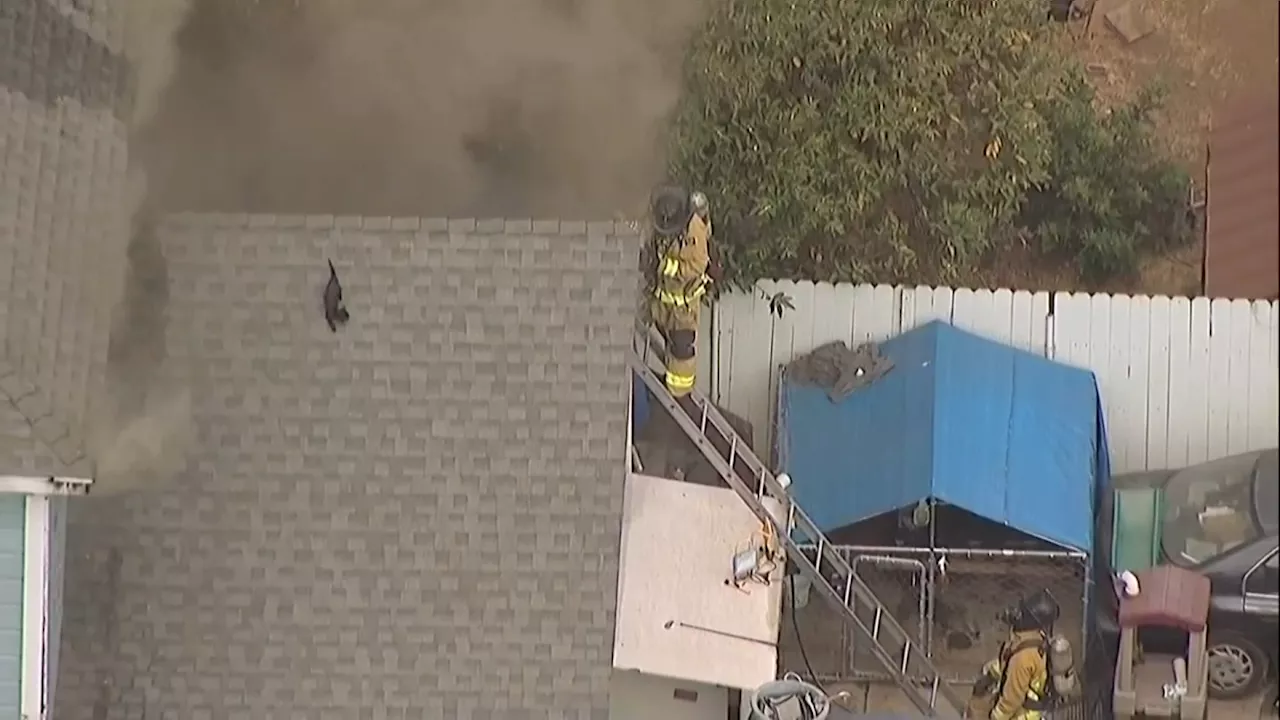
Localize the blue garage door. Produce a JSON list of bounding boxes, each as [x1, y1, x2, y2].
[[0, 496, 24, 717]]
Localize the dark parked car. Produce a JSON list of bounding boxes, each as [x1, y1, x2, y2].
[[1098, 448, 1279, 700]]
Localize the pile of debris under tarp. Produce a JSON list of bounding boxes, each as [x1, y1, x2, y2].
[[784, 340, 895, 402]]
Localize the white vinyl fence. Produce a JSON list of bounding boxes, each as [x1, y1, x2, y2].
[[699, 281, 1280, 474]]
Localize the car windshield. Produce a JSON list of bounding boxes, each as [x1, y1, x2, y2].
[[1161, 452, 1264, 567]]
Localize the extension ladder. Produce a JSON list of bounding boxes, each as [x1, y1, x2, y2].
[[630, 326, 965, 718]]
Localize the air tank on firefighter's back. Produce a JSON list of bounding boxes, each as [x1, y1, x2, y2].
[[1049, 632, 1079, 698]]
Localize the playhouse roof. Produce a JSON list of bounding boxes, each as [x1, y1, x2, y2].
[[778, 320, 1108, 553]]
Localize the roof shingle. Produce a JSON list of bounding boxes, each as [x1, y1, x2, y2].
[[56, 213, 639, 720], [0, 86, 131, 477]]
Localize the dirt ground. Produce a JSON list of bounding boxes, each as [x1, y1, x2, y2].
[[780, 592, 1272, 718], [1066, 0, 1279, 296], [781, 617, 1272, 719], [774, 548, 1275, 717], [818, 679, 1270, 718], [776, 556, 1088, 715]]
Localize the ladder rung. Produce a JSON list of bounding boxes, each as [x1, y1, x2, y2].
[[627, 342, 963, 717]]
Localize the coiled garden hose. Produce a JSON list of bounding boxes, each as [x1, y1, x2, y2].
[[748, 673, 831, 720]]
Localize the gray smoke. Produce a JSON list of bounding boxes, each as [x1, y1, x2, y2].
[[90, 206, 194, 495], [88, 0, 711, 492], [83, 0, 198, 495], [133, 0, 712, 218]]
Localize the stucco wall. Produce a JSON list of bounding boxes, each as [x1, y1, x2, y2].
[[609, 669, 727, 720]]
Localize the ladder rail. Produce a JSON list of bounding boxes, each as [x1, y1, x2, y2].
[[636, 324, 796, 500], [636, 326, 940, 641], [628, 348, 965, 717]]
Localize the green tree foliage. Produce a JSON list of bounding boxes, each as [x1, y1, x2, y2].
[[1024, 77, 1192, 280], [669, 0, 1192, 289]]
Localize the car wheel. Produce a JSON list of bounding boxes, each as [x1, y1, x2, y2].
[[1208, 632, 1270, 700]]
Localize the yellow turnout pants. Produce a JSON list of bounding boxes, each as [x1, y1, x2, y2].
[[652, 298, 700, 396]]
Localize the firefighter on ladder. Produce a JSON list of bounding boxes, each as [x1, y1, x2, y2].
[[648, 185, 718, 398]]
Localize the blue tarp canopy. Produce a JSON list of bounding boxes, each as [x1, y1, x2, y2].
[[778, 321, 1108, 554]]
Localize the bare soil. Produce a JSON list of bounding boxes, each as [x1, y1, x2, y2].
[[978, 0, 1276, 297], [1068, 0, 1277, 296], [818, 679, 1269, 718]]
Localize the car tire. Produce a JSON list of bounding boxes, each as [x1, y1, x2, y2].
[[1208, 632, 1271, 700]]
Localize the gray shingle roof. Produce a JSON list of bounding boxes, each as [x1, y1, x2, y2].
[[0, 88, 131, 476], [0, 0, 133, 112], [2, 0, 134, 476], [56, 214, 639, 720]]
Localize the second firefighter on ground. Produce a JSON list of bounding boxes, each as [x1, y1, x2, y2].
[[966, 589, 1077, 720], [649, 186, 719, 397]]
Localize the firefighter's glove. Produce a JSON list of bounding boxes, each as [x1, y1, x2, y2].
[[970, 659, 1000, 696], [706, 260, 723, 284]]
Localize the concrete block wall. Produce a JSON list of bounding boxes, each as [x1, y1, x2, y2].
[[0, 0, 134, 474]]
